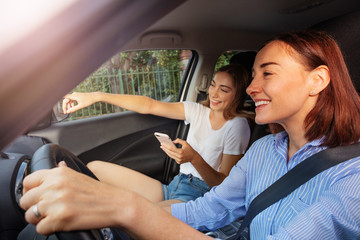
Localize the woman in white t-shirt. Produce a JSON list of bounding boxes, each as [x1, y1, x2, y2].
[[62, 64, 252, 205]]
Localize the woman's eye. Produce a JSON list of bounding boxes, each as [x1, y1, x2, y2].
[[221, 88, 229, 93], [263, 72, 272, 77]]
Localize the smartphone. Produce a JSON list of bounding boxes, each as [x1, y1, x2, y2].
[[154, 132, 176, 147]]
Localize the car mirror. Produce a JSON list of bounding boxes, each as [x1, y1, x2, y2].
[[52, 100, 71, 122]]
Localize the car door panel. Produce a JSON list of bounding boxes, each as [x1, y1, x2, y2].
[[29, 111, 181, 182]]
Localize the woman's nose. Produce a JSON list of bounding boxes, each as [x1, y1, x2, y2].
[[211, 88, 219, 97], [246, 77, 261, 97]]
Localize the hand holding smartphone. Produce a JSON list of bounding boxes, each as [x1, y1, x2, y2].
[[154, 132, 176, 147]]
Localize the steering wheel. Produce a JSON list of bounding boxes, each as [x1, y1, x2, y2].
[[30, 143, 130, 240]]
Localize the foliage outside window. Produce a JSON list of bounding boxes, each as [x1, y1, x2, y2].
[[65, 50, 192, 121], [214, 51, 241, 71]]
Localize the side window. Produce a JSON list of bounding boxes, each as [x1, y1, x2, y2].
[[61, 50, 193, 121]]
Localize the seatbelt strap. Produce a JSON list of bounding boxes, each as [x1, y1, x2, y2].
[[233, 142, 360, 240]]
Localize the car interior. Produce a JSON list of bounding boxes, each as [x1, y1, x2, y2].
[[1, 0, 360, 239]]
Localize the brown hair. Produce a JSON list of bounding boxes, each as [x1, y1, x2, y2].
[[266, 30, 360, 147], [202, 64, 251, 120]]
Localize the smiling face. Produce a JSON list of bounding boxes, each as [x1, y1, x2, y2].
[[246, 41, 317, 130], [208, 71, 236, 113]]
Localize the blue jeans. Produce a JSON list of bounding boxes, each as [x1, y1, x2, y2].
[[162, 173, 211, 202]]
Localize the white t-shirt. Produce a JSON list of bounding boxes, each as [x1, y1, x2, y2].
[[180, 102, 251, 180]]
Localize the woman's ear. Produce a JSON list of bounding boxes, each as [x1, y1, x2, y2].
[[308, 65, 330, 96]]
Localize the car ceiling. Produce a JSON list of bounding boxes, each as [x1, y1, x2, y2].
[[123, 0, 360, 53], [150, 0, 358, 32], [1, 0, 360, 150]]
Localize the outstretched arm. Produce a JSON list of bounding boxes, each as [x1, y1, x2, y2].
[[63, 92, 185, 120], [20, 163, 212, 239]]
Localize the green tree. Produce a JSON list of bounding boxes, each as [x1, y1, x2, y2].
[[215, 51, 239, 71]]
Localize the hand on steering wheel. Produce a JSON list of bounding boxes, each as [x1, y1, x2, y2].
[[20, 143, 130, 240]]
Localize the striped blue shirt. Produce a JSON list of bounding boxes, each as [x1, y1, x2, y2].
[[171, 131, 360, 239]]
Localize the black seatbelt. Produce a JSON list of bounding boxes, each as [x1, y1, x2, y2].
[[232, 142, 360, 240]]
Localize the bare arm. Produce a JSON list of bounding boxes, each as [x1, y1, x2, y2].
[[63, 92, 185, 120], [161, 138, 242, 187], [123, 196, 212, 240], [189, 152, 242, 187], [20, 164, 211, 239]]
